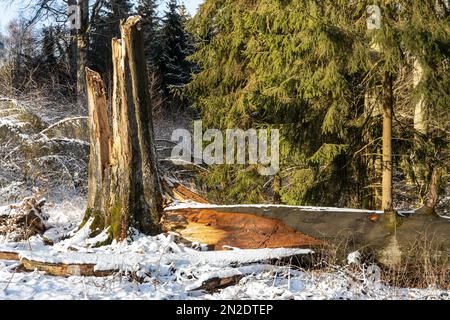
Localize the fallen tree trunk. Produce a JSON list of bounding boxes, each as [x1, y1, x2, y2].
[[193, 274, 244, 292], [167, 204, 450, 264], [164, 208, 323, 250]]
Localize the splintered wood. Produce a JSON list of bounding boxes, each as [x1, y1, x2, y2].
[[164, 208, 323, 250], [172, 183, 209, 204], [164, 183, 323, 250]]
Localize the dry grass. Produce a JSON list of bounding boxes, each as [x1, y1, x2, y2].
[[379, 235, 450, 289], [301, 234, 450, 290]]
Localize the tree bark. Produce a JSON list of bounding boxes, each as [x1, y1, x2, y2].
[[381, 71, 394, 212], [83, 16, 163, 241]]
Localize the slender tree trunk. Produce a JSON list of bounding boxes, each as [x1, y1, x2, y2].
[[76, 0, 89, 100], [426, 167, 440, 210], [83, 16, 163, 241], [381, 71, 394, 212], [68, 0, 77, 92], [416, 166, 441, 215]]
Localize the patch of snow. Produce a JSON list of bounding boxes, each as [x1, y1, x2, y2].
[[1, 258, 448, 300], [0, 200, 449, 300], [166, 202, 383, 214], [347, 251, 361, 266], [0, 205, 10, 216]]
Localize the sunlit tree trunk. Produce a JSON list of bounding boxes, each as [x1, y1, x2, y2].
[[382, 71, 394, 212], [413, 59, 427, 135], [83, 16, 163, 241]]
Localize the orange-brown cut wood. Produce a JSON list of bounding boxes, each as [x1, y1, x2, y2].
[[164, 209, 323, 250]]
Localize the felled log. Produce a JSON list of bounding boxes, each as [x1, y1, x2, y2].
[[187, 265, 280, 292], [172, 183, 209, 204], [0, 247, 311, 278], [192, 274, 244, 292], [0, 250, 114, 276], [167, 204, 450, 265]]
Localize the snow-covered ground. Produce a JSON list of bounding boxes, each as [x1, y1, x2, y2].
[[1, 258, 449, 300], [0, 201, 449, 300]]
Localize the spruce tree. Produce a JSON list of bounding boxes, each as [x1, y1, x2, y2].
[[89, 0, 133, 79], [160, 0, 194, 107], [187, 0, 373, 206], [186, 0, 449, 210], [136, 0, 161, 72]]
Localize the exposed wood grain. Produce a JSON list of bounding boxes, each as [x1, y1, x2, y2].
[[172, 183, 209, 204], [164, 209, 323, 250]]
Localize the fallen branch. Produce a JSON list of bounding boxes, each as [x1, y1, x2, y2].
[[0, 247, 312, 278], [0, 251, 19, 261], [20, 259, 115, 277], [38, 116, 88, 137]]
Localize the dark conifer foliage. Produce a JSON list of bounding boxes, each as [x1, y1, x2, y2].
[[136, 0, 161, 71], [159, 0, 195, 108], [89, 0, 133, 80], [186, 0, 449, 209]]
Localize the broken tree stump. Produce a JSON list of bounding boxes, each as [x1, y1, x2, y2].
[[82, 16, 163, 241]]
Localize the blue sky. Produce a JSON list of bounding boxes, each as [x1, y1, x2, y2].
[[0, 0, 204, 33]]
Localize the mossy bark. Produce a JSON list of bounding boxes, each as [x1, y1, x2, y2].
[[83, 16, 163, 242]]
